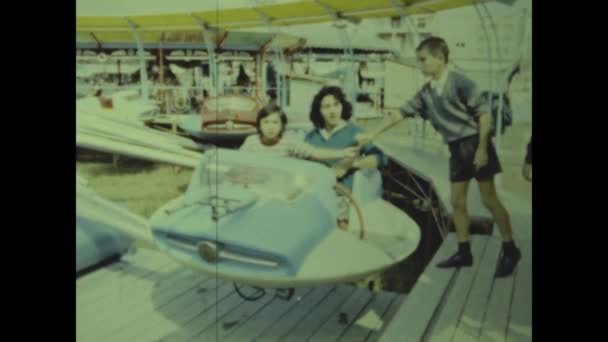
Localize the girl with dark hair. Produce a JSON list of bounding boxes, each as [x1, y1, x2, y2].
[[306, 86, 387, 189], [305, 86, 388, 227]]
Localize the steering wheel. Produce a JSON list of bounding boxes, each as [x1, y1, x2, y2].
[[334, 183, 365, 240]]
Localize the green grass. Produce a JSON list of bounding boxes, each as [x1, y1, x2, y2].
[[77, 154, 193, 219]]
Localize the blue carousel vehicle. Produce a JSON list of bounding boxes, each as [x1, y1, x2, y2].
[[148, 149, 421, 291]]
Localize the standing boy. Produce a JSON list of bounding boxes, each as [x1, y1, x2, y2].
[[357, 37, 520, 277]]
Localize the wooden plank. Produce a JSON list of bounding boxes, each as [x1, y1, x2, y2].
[[76, 254, 178, 305], [452, 237, 503, 342], [114, 279, 233, 342], [339, 291, 400, 341], [367, 294, 407, 342], [79, 268, 205, 341], [159, 290, 246, 341], [223, 288, 316, 342], [480, 253, 517, 341], [278, 285, 357, 342], [195, 288, 281, 341], [78, 267, 187, 341], [254, 285, 337, 341], [77, 250, 179, 301], [150, 281, 237, 342], [78, 268, 192, 338], [76, 256, 180, 311], [506, 240, 532, 342], [379, 234, 459, 342], [77, 260, 184, 324], [309, 287, 375, 341], [81, 274, 198, 340], [91, 272, 212, 341], [426, 236, 491, 342]]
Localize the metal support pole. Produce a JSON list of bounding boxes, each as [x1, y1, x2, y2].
[[391, 0, 425, 144], [473, 1, 493, 130], [254, 8, 287, 108], [337, 26, 356, 106], [277, 45, 287, 108], [480, 1, 504, 151], [192, 16, 219, 97], [315, 0, 357, 105], [126, 19, 149, 98], [390, 0, 421, 52]]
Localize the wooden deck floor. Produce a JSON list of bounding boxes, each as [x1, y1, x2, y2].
[[76, 249, 408, 342], [379, 233, 532, 342], [77, 231, 531, 342]]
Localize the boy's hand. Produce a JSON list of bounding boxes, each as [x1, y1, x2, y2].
[[473, 148, 488, 170], [341, 147, 359, 159], [355, 133, 373, 146]]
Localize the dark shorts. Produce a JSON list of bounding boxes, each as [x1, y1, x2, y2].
[[448, 135, 502, 182]]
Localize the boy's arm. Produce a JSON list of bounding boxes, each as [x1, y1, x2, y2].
[[478, 112, 492, 149], [458, 76, 492, 169], [309, 146, 358, 160], [356, 91, 425, 145], [474, 111, 492, 169], [353, 155, 379, 169], [289, 141, 358, 161], [356, 112, 404, 144]]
